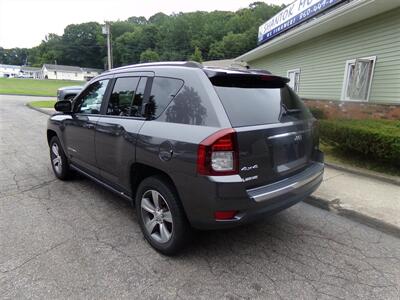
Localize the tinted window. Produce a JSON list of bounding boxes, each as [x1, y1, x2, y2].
[[214, 85, 312, 127], [107, 77, 140, 116], [132, 77, 147, 117], [75, 79, 109, 114], [147, 77, 183, 119]]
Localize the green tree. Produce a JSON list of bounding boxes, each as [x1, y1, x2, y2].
[[2, 2, 283, 68], [209, 30, 255, 59], [111, 21, 136, 40], [189, 46, 203, 62], [0, 47, 29, 65], [140, 49, 160, 63], [61, 22, 105, 68], [127, 16, 147, 25]]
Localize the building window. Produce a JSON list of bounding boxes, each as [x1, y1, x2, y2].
[[54, 71, 57, 75], [341, 56, 376, 101], [75, 72, 78, 77], [287, 69, 300, 93]]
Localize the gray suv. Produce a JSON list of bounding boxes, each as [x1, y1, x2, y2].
[[47, 62, 324, 255]]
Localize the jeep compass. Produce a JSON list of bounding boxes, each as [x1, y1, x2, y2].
[[47, 61, 324, 255]]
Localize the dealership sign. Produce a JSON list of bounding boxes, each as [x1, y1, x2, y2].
[[258, 0, 345, 45]]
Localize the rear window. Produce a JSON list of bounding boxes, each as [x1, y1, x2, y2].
[[214, 83, 312, 127], [148, 77, 184, 119]]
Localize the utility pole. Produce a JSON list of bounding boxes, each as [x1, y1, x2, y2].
[[55, 60, 57, 79], [102, 22, 113, 70]]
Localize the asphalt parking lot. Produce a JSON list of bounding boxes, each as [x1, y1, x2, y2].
[[1, 95, 399, 299]]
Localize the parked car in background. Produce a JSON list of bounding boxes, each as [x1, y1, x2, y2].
[[47, 61, 324, 255], [56, 85, 83, 101], [17, 73, 32, 78]]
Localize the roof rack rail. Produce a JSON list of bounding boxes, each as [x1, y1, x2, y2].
[[104, 61, 203, 73]]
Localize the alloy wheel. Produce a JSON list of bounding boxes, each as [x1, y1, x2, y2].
[[51, 143, 62, 174], [141, 190, 173, 244]]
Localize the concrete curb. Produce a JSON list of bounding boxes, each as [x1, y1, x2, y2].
[[26, 103, 54, 116], [305, 195, 400, 239], [325, 162, 400, 186]]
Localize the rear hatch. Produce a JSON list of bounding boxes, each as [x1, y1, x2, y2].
[[206, 69, 318, 189]]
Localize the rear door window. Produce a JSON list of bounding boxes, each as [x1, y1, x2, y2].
[[107, 77, 140, 116], [213, 80, 312, 127], [147, 77, 184, 119]]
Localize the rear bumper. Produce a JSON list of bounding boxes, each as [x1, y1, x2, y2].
[[247, 162, 323, 203], [179, 162, 324, 230]]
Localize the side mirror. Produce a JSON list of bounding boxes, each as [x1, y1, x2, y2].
[[54, 100, 72, 113]]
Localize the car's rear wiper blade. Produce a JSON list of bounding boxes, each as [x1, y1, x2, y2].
[[282, 108, 302, 115]]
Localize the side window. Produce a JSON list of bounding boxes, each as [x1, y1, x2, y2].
[[132, 77, 147, 117], [342, 56, 376, 101], [107, 77, 140, 116], [287, 69, 300, 93], [75, 79, 109, 114], [147, 77, 183, 119]]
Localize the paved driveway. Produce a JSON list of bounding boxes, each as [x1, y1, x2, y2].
[[1, 95, 399, 299]]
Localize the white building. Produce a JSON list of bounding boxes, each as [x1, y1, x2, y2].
[[0, 64, 21, 77], [20, 66, 41, 79], [81, 67, 103, 81], [40, 64, 102, 81]]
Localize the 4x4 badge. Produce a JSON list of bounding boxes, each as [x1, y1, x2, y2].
[[294, 135, 302, 142], [241, 164, 259, 171]]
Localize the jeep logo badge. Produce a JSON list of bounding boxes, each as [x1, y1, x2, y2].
[[294, 135, 302, 142]]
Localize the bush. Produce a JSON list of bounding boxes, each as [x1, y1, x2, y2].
[[320, 119, 400, 166], [309, 107, 326, 119]]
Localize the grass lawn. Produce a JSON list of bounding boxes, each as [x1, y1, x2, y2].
[[28, 100, 56, 108], [0, 78, 84, 97], [320, 142, 400, 177]]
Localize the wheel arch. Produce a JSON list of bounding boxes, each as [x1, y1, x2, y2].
[[47, 129, 58, 146], [130, 163, 178, 196]]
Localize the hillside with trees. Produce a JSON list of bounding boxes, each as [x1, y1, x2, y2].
[[0, 2, 283, 69]]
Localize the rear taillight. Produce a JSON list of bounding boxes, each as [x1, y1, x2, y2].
[[197, 128, 239, 176]]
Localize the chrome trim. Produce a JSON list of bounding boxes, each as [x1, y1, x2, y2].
[[234, 120, 306, 132], [267, 129, 310, 140], [247, 163, 323, 203]]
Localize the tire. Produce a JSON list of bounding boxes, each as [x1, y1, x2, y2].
[[49, 136, 71, 180], [135, 176, 191, 255]]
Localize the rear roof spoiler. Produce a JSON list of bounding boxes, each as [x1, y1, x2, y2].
[[203, 67, 290, 85]]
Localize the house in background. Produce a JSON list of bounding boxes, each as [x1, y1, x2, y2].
[[236, 0, 400, 119], [20, 66, 41, 79], [40, 64, 102, 81], [0, 64, 21, 77], [81, 67, 103, 81], [40, 64, 84, 81]]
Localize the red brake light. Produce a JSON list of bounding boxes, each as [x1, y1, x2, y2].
[[197, 128, 239, 176]]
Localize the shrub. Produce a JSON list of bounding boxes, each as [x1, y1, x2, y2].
[[309, 107, 326, 119], [319, 119, 400, 166]]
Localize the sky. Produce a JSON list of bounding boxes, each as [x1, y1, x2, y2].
[[0, 0, 292, 49]]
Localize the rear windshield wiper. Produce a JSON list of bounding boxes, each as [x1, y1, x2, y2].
[[281, 104, 302, 116], [282, 108, 302, 115]]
